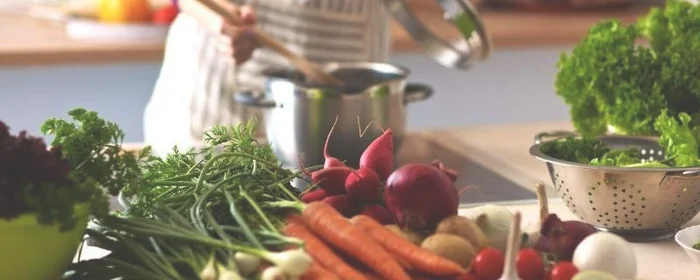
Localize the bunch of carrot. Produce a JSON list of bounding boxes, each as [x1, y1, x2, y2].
[[299, 119, 396, 224], [282, 201, 469, 280]]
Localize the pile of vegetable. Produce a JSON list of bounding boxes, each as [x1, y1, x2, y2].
[[37, 108, 469, 279], [419, 183, 638, 280], [555, 0, 700, 137], [0, 107, 644, 280], [540, 110, 700, 168], [299, 118, 461, 230]]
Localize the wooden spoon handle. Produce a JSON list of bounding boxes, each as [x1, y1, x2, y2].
[[197, 0, 342, 86]]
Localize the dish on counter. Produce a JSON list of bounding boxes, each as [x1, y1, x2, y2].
[[675, 225, 700, 267]]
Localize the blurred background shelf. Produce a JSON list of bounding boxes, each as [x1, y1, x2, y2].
[[0, 0, 664, 67]]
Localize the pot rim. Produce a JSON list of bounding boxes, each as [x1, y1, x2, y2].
[[262, 62, 412, 93]]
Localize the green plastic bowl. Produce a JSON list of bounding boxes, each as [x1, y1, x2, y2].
[[0, 203, 89, 280]]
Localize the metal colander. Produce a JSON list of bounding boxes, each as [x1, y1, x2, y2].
[[530, 131, 700, 242]]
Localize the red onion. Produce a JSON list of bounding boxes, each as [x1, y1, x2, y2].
[[534, 214, 597, 261], [384, 163, 459, 230]]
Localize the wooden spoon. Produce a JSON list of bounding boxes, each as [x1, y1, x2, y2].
[[197, 0, 343, 86], [499, 211, 523, 280]]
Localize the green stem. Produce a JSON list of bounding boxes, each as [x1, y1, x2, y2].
[[219, 226, 303, 246], [223, 190, 264, 248], [191, 184, 221, 234], [150, 181, 198, 187], [240, 189, 278, 233], [102, 217, 265, 256], [194, 152, 283, 193], [266, 200, 304, 212]]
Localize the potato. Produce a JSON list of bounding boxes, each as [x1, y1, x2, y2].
[[385, 224, 427, 245], [421, 233, 476, 268], [435, 215, 489, 250]]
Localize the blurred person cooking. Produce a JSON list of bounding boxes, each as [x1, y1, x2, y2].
[[144, 0, 391, 156]]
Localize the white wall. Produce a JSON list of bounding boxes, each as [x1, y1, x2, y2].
[[0, 47, 572, 142]]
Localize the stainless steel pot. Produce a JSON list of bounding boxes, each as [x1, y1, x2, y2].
[[234, 62, 432, 169]]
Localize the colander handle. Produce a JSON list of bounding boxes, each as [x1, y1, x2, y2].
[[534, 131, 578, 145]]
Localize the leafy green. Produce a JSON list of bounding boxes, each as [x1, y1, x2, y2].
[[119, 119, 301, 231], [40, 108, 154, 225], [0, 120, 102, 231], [589, 147, 642, 167], [541, 111, 700, 168], [63, 116, 307, 279], [555, 0, 700, 137], [539, 136, 610, 164], [42, 108, 151, 197], [653, 110, 700, 167]]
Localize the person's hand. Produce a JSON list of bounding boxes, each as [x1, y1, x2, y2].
[[219, 4, 258, 65]]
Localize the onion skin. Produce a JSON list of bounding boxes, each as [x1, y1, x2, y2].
[[384, 163, 459, 230], [431, 160, 458, 182], [534, 214, 597, 261]]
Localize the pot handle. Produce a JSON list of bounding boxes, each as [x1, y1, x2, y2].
[[234, 91, 276, 108], [404, 83, 434, 104], [534, 131, 577, 145]]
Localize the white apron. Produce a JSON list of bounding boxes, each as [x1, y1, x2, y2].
[[144, 0, 391, 156]]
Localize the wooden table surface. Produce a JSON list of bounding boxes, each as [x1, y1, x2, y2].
[[1, 0, 660, 67]]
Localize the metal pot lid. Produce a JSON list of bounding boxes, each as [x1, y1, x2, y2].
[[382, 0, 492, 70]]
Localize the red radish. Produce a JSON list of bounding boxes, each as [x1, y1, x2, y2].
[[359, 204, 396, 225], [321, 194, 360, 217], [432, 160, 458, 182], [534, 214, 597, 261], [310, 167, 352, 195], [323, 116, 347, 169], [384, 163, 459, 230], [359, 128, 394, 182], [345, 167, 382, 201], [300, 189, 329, 203]]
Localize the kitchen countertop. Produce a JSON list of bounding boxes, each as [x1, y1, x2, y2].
[[1, 1, 660, 67], [74, 199, 700, 280], [417, 121, 574, 192], [105, 120, 700, 279]]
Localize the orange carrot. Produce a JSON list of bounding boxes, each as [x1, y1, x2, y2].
[[359, 270, 382, 280], [351, 215, 466, 277], [283, 215, 368, 280], [300, 263, 340, 280], [300, 202, 411, 280]]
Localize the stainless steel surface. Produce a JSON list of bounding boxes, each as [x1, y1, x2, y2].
[[530, 131, 700, 241], [234, 62, 432, 170], [382, 0, 492, 70]]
